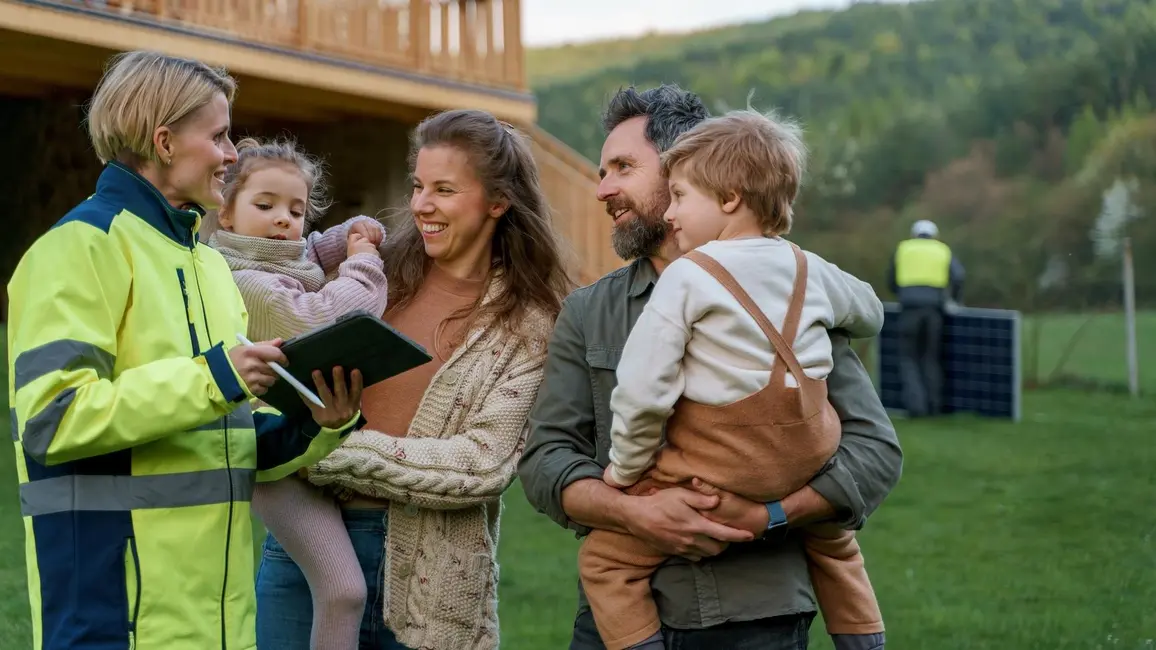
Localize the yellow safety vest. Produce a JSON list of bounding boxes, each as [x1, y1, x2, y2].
[[894, 237, 952, 288], [7, 161, 359, 650]]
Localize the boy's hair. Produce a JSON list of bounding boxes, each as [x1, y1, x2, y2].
[[221, 137, 332, 226], [660, 109, 807, 236]]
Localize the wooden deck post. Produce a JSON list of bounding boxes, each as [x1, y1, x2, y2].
[[410, 0, 430, 73], [501, 0, 522, 90]]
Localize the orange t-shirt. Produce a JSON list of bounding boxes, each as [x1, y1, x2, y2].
[[359, 264, 485, 437]]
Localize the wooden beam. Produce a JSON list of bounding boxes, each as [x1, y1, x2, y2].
[[0, 28, 423, 124], [229, 74, 433, 125], [0, 0, 537, 123]]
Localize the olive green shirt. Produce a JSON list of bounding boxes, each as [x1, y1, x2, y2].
[[517, 257, 903, 629]]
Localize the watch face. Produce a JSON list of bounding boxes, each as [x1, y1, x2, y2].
[[763, 521, 789, 544]]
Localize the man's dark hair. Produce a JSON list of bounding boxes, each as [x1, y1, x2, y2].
[[602, 84, 711, 153]]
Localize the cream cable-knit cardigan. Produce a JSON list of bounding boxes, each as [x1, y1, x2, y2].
[[307, 278, 552, 650]]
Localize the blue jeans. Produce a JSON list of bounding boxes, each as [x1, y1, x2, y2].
[[255, 508, 409, 650], [569, 606, 813, 650]]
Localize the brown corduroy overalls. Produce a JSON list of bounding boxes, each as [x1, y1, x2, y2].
[[578, 244, 884, 650]]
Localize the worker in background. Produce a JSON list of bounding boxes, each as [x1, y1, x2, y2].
[[887, 219, 965, 417]]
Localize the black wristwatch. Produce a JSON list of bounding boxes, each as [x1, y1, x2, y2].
[[763, 500, 789, 541]]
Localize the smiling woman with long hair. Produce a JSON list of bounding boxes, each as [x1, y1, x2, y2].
[[254, 109, 573, 650]]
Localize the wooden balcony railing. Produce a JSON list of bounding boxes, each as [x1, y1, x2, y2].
[[529, 125, 622, 285], [54, 0, 525, 90]]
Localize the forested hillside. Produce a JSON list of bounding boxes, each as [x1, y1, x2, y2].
[[530, 0, 1156, 311], [526, 9, 839, 84]]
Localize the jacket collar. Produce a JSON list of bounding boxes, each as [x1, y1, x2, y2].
[[97, 161, 204, 248]]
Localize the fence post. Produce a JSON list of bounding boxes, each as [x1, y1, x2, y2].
[[1122, 236, 1139, 397]]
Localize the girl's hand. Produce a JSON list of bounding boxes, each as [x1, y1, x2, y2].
[[349, 219, 384, 246], [347, 232, 380, 258], [306, 366, 364, 430]]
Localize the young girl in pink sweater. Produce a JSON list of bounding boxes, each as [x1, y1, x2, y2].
[[207, 137, 389, 650]]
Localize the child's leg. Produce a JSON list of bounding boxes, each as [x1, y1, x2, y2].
[[578, 529, 671, 650], [252, 476, 366, 650], [801, 524, 884, 637]]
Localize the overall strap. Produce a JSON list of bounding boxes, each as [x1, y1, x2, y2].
[[683, 248, 809, 388], [774, 243, 810, 387]]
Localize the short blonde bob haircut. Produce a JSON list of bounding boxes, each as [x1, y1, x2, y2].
[[87, 50, 236, 166], [660, 108, 807, 236]]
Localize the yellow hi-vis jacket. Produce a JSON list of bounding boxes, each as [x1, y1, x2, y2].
[[7, 161, 362, 650], [893, 237, 952, 289], [889, 236, 961, 308]]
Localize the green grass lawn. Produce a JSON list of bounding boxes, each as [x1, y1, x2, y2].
[[3, 319, 1156, 648], [1023, 311, 1156, 392], [497, 390, 1156, 649]]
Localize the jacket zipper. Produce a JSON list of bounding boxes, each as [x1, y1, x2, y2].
[[189, 248, 235, 650], [176, 269, 201, 356], [125, 537, 141, 649]]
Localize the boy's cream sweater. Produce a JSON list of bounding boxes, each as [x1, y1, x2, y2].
[[608, 237, 885, 486]]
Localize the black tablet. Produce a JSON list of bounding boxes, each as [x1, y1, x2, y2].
[[259, 310, 433, 420]]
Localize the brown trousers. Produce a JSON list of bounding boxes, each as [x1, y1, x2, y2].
[[578, 245, 883, 650]]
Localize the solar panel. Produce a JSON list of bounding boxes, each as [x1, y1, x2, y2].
[[874, 302, 1022, 421]]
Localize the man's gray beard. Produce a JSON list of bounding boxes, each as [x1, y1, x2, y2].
[[610, 192, 672, 261]]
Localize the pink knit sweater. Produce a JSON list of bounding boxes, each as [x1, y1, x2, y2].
[[208, 216, 390, 341]]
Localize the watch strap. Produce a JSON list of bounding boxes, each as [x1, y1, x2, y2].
[[765, 500, 788, 534]]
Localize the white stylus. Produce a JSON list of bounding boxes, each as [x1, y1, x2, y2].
[[235, 333, 326, 408]]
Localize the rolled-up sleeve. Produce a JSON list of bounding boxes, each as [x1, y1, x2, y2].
[[517, 293, 603, 536], [808, 332, 903, 530]]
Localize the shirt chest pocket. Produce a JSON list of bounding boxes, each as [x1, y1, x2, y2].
[[585, 346, 622, 460]]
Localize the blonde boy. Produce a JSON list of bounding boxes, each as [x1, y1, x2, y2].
[[577, 110, 886, 650]]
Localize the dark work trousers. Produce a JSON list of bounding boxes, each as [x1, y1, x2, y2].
[[898, 305, 944, 417], [569, 607, 814, 650]]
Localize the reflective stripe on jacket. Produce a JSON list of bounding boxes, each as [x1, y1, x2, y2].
[[7, 161, 359, 650]]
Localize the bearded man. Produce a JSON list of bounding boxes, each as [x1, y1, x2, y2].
[[518, 84, 901, 650]]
